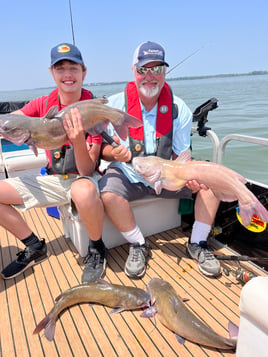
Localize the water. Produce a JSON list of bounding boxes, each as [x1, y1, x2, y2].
[[0, 75, 267, 185]]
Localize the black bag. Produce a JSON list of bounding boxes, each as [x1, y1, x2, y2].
[[49, 145, 77, 174]]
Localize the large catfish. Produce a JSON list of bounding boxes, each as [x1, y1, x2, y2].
[[132, 154, 268, 227], [142, 278, 237, 350], [33, 280, 150, 341], [0, 98, 141, 156]]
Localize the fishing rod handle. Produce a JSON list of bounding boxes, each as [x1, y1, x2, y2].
[[215, 255, 250, 261], [101, 131, 119, 148]]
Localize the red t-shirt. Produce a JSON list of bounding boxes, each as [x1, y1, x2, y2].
[[21, 90, 102, 170]]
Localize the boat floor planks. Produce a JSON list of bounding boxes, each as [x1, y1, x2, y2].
[[1, 207, 267, 356]]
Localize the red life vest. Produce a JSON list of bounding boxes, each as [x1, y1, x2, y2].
[[44, 88, 93, 113], [45, 88, 93, 174], [125, 81, 175, 159]]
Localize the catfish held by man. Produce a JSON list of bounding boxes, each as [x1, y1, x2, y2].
[[132, 154, 268, 227]]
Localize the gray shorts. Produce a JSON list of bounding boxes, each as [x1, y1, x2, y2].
[[5, 172, 101, 211], [98, 167, 192, 201]]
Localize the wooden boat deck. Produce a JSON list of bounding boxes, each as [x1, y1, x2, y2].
[[1, 207, 267, 357]]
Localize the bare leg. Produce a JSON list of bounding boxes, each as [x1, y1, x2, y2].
[[0, 181, 48, 279], [101, 191, 149, 279], [194, 188, 220, 225], [71, 179, 104, 241], [101, 191, 136, 232], [72, 179, 108, 283], [0, 181, 33, 239]]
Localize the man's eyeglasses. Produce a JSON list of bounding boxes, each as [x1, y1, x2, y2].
[[136, 65, 165, 76]]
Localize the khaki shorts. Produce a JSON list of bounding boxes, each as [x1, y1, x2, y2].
[[4, 172, 101, 211]]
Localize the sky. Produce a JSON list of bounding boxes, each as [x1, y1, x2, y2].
[[1, 0, 268, 91]]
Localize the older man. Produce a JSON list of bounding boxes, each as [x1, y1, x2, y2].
[[99, 41, 221, 279]]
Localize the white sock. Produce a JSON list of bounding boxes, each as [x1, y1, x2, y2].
[[121, 225, 145, 245], [190, 221, 211, 244]]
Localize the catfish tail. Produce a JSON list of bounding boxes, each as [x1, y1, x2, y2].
[[33, 315, 56, 341], [113, 113, 142, 141], [239, 200, 268, 226], [253, 201, 268, 223]]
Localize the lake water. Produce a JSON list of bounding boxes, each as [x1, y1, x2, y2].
[[0, 75, 267, 185]]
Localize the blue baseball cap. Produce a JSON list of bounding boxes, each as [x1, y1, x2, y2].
[[50, 43, 84, 66], [132, 41, 169, 67]]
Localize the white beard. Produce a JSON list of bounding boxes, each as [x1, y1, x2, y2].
[[139, 82, 160, 98]]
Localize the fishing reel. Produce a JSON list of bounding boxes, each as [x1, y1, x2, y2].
[[223, 262, 256, 285], [216, 254, 265, 285]]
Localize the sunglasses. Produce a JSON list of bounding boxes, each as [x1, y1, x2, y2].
[[136, 65, 165, 76]]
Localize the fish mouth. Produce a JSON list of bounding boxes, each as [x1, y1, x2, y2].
[[0, 129, 31, 146], [132, 158, 162, 183]]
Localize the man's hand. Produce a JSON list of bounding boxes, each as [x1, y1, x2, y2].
[[110, 136, 132, 162], [185, 180, 209, 193]]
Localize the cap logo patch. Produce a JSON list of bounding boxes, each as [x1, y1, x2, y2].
[[57, 45, 71, 53], [143, 49, 163, 56]]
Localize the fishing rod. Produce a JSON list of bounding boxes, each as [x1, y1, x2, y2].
[[67, 1, 117, 146], [68, 0, 75, 45], [68, 0, 204, 77], [166, 45, 206, 76], [215, 254, 268, 261]]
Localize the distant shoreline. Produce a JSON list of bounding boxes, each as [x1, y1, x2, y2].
[[1, 71, 267, 93], [87, 70, 268, 87]]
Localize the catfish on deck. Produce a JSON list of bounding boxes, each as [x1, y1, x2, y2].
[[33, 280, 150, 341], [142, 278, 237, 350], [132, 155, 268, 227], [0, 98, 141, 156]]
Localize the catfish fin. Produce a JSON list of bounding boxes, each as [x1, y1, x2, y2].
[[238, 200, 268, 227], [110, 307, 124, 314], [175, 333, 185, 345], [169, 296, 180, 313], [176, 149, 192, 162], [182, 297, 190, 302], [97, 279, 110, 286], [113, 113, 142, 141], [87, 120, 110, 136], [154, 181, 163, 195], [33, 315, 56, 341], [122, 113, 143, 129], [33, 315, 50, 335], [91, 98, 108, 105], [44, 319, 56, 341], [212, 190, 237, 202], [28, 143, 38, 157], [253, 201, 268, 223], [112, 123, 129, 141], [45, 106, 59, 119], [228, 321, 239, 339]]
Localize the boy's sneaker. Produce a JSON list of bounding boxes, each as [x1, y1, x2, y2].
[[1, 239, 48, 280], [186, 240, 221, 277], [82, 247, 108, 283], [124, 242, 150, 278]]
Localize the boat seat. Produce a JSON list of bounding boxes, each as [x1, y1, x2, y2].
[[58, 196, 181, 257], [236, 276, 268, 357], [1, 143, 48, 177]]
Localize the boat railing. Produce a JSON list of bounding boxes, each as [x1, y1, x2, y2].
[[191, 126, 220, 163], [216, 134, 268, 165]]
